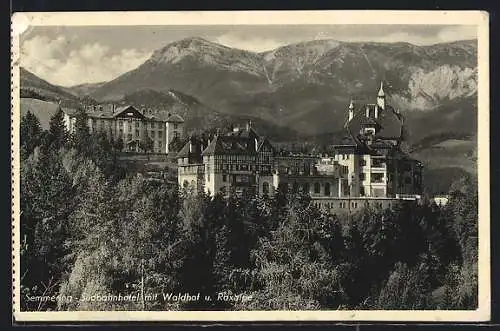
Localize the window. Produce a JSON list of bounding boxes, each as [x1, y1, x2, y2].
[[314, 182, 321, 194], [360, 173, 365, 181], [405, 177, 412, 184], [372, 173, 384, 183], [174, 123, 178, 130], [360, 186, 365, 196], [262, 182, 269, 194], [136, 121, 140, 128], [135, 129, 139, 137], [157, 131, 161, 139], [158, 123, 162, 129], [222, 174, 227, 182], [324, 182, 331, 196], [360, 159, 366, 166], [302, 183, 310, 193], [128, 123, 132, 131]]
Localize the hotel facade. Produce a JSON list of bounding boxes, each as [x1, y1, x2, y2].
[[177, 82, 423, 214], [62, 104, 184, 154]]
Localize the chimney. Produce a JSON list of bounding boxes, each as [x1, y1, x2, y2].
[[246, 120, 253, 131]]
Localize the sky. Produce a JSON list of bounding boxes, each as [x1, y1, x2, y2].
[[19, 25, 477, 87]]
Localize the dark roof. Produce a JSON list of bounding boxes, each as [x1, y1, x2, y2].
[[114, 105, 147, 120], [177, 142, 191, 158], [60, 107, 79, 116], [62, 104, 168, 122], [166, 114, 184, 123], [227, 127, 259, 139], [347, 104, 403, 141], [177, 137, 206, 161], [202, 135, 259, 156], [154, 112, 185, 123], [89, 109, 115, 119], [257, 137, 274, 152]]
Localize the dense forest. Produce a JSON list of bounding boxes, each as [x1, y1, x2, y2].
[[20, 108, 478, 311]]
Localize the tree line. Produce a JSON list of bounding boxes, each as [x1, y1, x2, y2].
[[19, 108, 478, 311]]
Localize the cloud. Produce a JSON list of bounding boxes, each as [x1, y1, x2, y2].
[[212, 34, 286, 52], [436, 25, 477, 43], [20, 35, 151, 86]]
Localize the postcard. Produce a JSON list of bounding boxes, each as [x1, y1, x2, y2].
[[11, 10, 490, 322]]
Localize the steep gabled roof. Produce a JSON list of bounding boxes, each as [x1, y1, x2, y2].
[[257, 137, 274, 152], [166, 114, 184, 123], [113, 105, 146, 120], [177, 142, 191, 158], [347, 104, 403, 141], [202, 135, 258, 156]]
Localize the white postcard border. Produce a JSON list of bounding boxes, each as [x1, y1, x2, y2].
[[11, 10, 490, 322]]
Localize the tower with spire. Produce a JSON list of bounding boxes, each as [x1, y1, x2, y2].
[[377, 81, 385, 110], [348, 99, 354, 121]]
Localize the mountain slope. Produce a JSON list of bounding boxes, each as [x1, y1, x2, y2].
[[62, 82, 107, 97], [89, 38, 477, 137], [20, 67, 78, 102]]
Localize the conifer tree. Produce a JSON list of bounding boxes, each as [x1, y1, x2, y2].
[[20, 110, 42, 157], [72, 108, 90, 155], [46, 107, 68, 151]]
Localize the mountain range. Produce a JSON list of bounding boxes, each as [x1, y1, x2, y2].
[[83, 37, 477, 138], [20, 37, 478, 193]]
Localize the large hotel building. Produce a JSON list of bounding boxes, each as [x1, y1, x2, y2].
[[177, 82, 423, 213], [62, 104, 184, 154]]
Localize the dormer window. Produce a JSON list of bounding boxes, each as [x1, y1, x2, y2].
[[364, 127, 376, 135]]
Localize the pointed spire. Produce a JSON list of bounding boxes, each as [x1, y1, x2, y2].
[[378, 81, 385, 97], [348, 99, 354, 121]]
